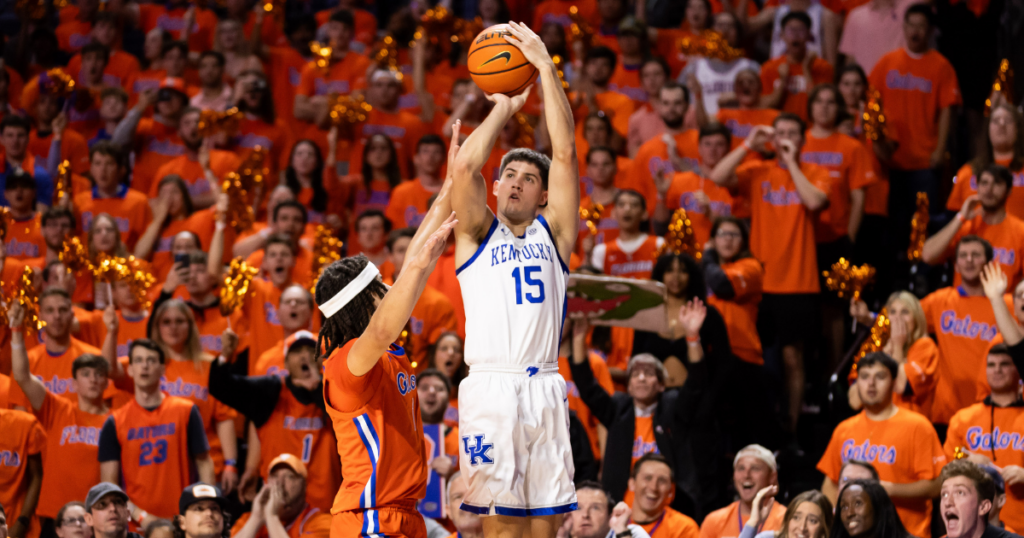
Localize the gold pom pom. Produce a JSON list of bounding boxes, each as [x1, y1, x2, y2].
[[373, 36, 404, 82], [220, 258, 259, 317], [328, 94, 373, 138], [54, 160, 72, 206], [0, 207, 11, 242], [59, 236, 92, 275], [221, 172, 255, 233], [985, 59, 1014, 115], [41, 68, 76, 98], [197, 107, 242, 138], [569, 7, 597, 52], [579, 204, 604, 236], [310, 42, 333, 75], [907, 192, 929, 263], [862, 86, 888, 142], [677, 30, 744, 63], [822, 258, 876, 300], [310, 225, 343, 293], [851, 307, 891, 376], [14, 266, 46, 337], [657, 208, 702, 260]]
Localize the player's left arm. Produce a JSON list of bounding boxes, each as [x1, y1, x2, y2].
[[505, 22, 580, 260]]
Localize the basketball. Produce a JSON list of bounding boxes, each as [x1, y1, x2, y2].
[[467, 25, 537, 96]]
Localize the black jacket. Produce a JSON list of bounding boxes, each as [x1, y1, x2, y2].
[[570, 346, 717, 521]]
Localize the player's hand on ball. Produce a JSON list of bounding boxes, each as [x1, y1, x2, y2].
[[503, 21, 552, 69]]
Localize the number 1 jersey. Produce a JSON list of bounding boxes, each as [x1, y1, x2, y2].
[[456, 215, 568, 367]]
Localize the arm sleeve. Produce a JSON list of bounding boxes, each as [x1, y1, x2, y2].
[[111, 108, 144, 148], [702, 250, 735, 299], [98, 415, 121, 462], [186, 405, 211, 456], [208, 358, 282, 427]]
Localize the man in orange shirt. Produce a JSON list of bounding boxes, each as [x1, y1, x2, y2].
[[700, 445, 786, 538], [64, 14, 141, 91], [818, 353, 945, 538], [347, 70, 432, 179], [385, 135, 446, 228], [573, 47, 636, 138], [113, 78, 188, 195], [0, 407, 45, 538], [10, 301, 110, 532], [869, 4, 960, 247], [608, 18, 648, 106], [710, 116, 831, 434], [760, 12, 833, 121], [73, 142, 152, 251], [569, 482, 650, 538], [718, 70, 781, 144], [628, 454, 700, 538], [28, 92, 91, 176], [249, 289, 316, 377], [231, 454, 332, 538], [631, 83, 701, 209], [150, 107, 237, 208], [591, 190, 664, 279], [99, 339, 215, 523], [0, 115, 54, 209], [654, 124, 734, 244], [294, 10, 371, 124], [235, 204, 314, 289], [923, 165, 1024, 287], [3, 173, 46, 260]]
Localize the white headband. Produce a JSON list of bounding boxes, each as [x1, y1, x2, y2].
[[317, 262, 380, 318]]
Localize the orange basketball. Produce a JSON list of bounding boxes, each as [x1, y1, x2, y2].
[[467, 25, 537, 96]]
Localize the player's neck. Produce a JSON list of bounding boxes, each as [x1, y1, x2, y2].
[[78, 395, 109, 415], [864, 401, 897, 421], [135, 385, 165, 407], [990, 389, 1020, 407], [982, 206, 1007, 225]]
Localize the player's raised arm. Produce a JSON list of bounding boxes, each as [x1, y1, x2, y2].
[[505, 21, 580, 259], [451, 85, 531, 245], [403, 121, 461, 275]]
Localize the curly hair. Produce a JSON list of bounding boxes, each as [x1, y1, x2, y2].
[[314, 255, 389, 360]]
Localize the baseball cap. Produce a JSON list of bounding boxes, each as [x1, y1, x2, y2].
[[178, 483, 227, 515], [284, 330, 317, 356], [980, 464, 1005, 494], [734, 444, 778, 473], [85, 482, 129, 511], [268, 453, 308, 478], [158, 77, 187, 93], [618, 16, 646, 37]]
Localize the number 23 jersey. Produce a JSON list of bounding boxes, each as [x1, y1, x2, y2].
[[456, 215, 569, 367]]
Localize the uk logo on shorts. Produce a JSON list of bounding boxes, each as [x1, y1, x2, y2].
[[462, 434, 495, 466]]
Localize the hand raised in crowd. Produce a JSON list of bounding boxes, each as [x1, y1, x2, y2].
[[102, 303, 119, 335], [429, 454, 455, 478], [555, 512, 573, 538], [679, 297, 707, 339], [163, 256, 191, 293], [250, 484, 272, 523], [849, 298, 873, 327], [8, 301, 25, 330], [221, 462, 239, 496], [52, 112, 68, 139], [220, 328, 239, 362], [1003, 465, 1024, 486], [747, 485, 778, 530], [959, 194, 982, 222], [609, 502, 632, 534], [198, 138, 212, 171], [777, 138, 799, 164], [980, 261, 1007, 301], [885, 314, 907, 354], [745, 125, 774, 153], [137, 88, 158, 111]]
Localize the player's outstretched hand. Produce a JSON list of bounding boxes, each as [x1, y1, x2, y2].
[[503, 21, 553, 69], [411, 212, 458, 270], [446, 120, 462, 179]]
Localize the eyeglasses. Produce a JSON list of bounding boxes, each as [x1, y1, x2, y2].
[[61, 518, 87, 527], [716, 231, 742, 239]]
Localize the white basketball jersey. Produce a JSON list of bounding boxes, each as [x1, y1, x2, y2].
[[456, 215, 568, 367]]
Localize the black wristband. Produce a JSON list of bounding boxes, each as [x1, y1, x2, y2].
[[616, 531, 632, 538], [17, 516, 30, 525]]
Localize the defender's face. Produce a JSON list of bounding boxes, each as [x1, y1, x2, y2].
[[494, 161, 547, 221]]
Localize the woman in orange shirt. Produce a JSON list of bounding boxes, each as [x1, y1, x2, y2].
[[429, 331, 466, 429], [149, 300, 239, 496], [83, 213, 131, 308], [282, 139, 348, 232], [946, 104, 1024, 218], [342, 134, 403, 247], [849, 291, 938, 417], [133, 176, 217, 281]]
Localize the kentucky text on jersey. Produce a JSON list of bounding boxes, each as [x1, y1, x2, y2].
[[761, 182, 803, 206], [60, 426, 100, 446], [126, 423, 177, 441], [841, 439, 897, 465], [966, 426, 1024, 452], [160, 377, 209, 400], [938, 311, 998, 340], [885, 70, 933, 93], [490, 242, 555, 266]]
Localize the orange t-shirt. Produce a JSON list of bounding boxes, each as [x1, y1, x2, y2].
[[265, 46, 309, 123], [571, 90, 636, 138], [161, 359, 237, 475], [408, 285, 458, 371], [231, 503, 332, 538], [637, 507, 700, 538], [601, 235, 661, 280], [192, 305, 245, 357], [5, 214, 46, 260], [150, 150, 240, 199], [699, 501, 787, 538], [323, 339, 426, 513], [735, 159, 832, 293], [800, 132, 877, 243], [869, 48, 961, 170], [56, 19, 92, 53], [347, 109, 431, 180], [246, 247, 315, 291], [29, 128, 91, 175], [243, 279, 286, 364], [944, 401, 1024, 471], [632, 415, 659, 468], [1004, 413, 1024, 532], [609, 63, 647, 105], [946, 160, 1024, 219], [532, 0, 599, 41], [717, 108, 781, 140], [894, 337, 939, 417], [0, 374, 10, 408], [760, 57, 835, 120], [706, 258, 764, 365], [33, 392, 109, 518], [137, 4, 218, 51], [817, 408, 946, 538], [558, 353, 614, 461], [0, 409, 46, 538], [252, 343, 288, 378], [107, 396, 204, 518], [131, 118, 186, 195], [65, 49, 141, 91], [296, 52, 372, 98], [384, 178, 439, 229], [74, 186, 154, 251], [664, 172, 735, 245], [946, 213, 1024, 288], [125, 69, 167, 105], [921, 287, 999, 424], [631, 130, 701, 212], [8, 339, 105, 408], [232, 115, 294, 188]]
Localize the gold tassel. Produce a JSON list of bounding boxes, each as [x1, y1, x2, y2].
[[310, 225, 343, 294], [220, 258, 259, 317], [657, 208, 702, 260], [310, 42, 333, 75], [221, 172, 255, 233], [862, 86, 888, 141], [328, 94, 373, 138], [197, 107, 242, 138], [823, 258, 876, 301], [54, 160, 72, 206], [851, 307, 891, 377], [0, 207, 11, 242], [907, 192, 929, 263], [579, 204, 604, 236], [985, 59, 1014, 115], [677, 30, 744, 63], [373, 36, 405, 82], [59, 236, 92, 275], [14, 266, 46, 337], [569, 6, 597, 53]]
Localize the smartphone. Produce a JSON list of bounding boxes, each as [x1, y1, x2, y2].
[[174, 253, 190, 268]]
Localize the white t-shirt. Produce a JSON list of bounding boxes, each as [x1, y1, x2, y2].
[[680, 57, 762, 116]]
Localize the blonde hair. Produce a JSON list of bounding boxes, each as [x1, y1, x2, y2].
[[885, 291, 927, 354], [151, 299, 207, 368]]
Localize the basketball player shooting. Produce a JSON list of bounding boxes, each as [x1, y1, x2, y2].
[[451, 21, 581, 538]]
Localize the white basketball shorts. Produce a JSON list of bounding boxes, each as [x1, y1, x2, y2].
[[457, 363, 578, 517]]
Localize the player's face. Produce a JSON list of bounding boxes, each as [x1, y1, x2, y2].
[[55, 504, 90, 538], [5, 185, 36, 213], [586, 151, 617, 188], [128, 348, 164, 388], [265, 244, 296, 288], [433, 334, 464, 379], [941, 476, 987, 538], [278, 286, 312, 332], [41, 295, 74, 339], [955, 242, 987, 283], [810, 89, 839, 129], [269, 467, 307, 510], [182, 500, 224, 538], [447, 475, 482, 534], [90, 153, 122, 191], [158, 308, 192, 350], [357, 216, 386, 251], [1, 127, 28, 159], [886, 298, 917, 337], [73, 366, 109, 401], [789, 501, 826, 538], [414, 143, 445, 178], [613, 193, 646, 232], [713, 222, 743, 261], [630, 461, 673, 515], [418, 376, 450, 420], [839, 485, 875, 538], [573, 489, 611, 538], [840, 464, 875, 486], [494, 161, 547, 222], [86, 495, 129, 535], [388, 237, 412, 278], [733, 456, 775, 504], [660, 258, 690, 298], [584, 117, 611, 148], [855, 363, 894, 408], [986, 353, 1020, 393], [698, 134, 730, 169], [627, 363, 664, 404], [977, 172, 1009, 211], [989, 107, 1017, 151]]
